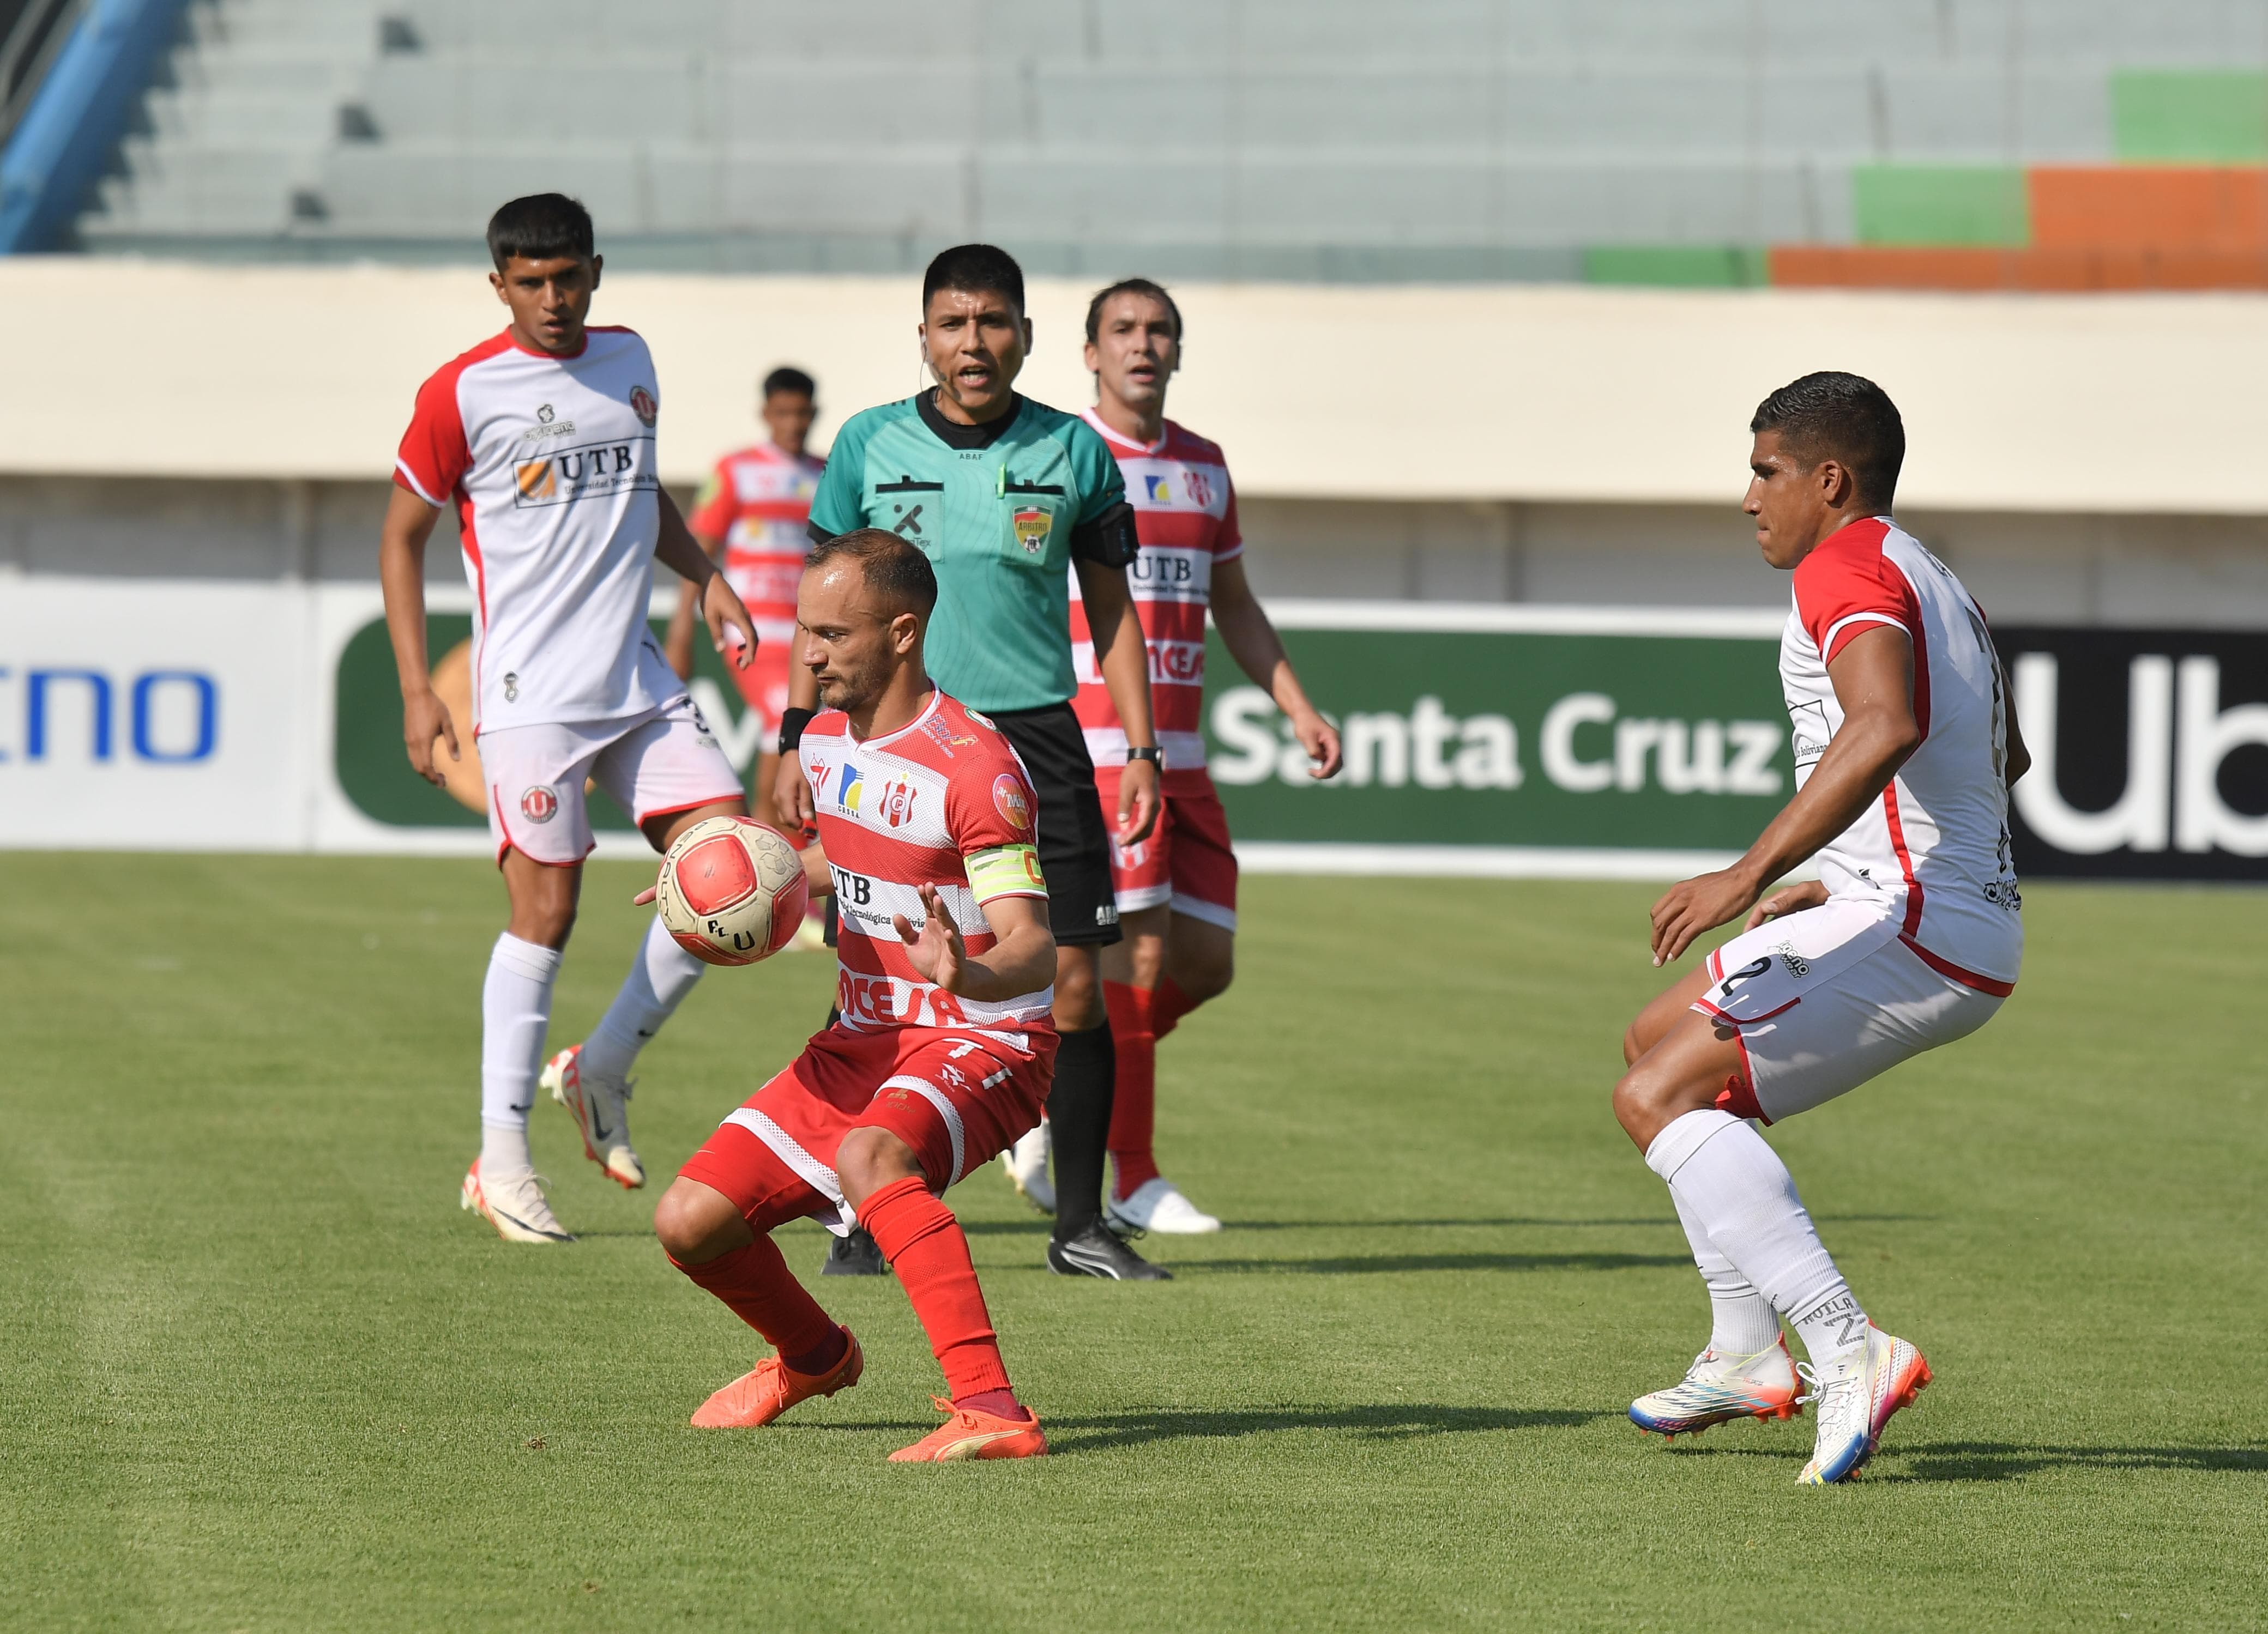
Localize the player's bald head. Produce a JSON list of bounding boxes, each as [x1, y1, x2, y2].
[[1751, 373, 1905, 509], [805, 529, 938, 620]]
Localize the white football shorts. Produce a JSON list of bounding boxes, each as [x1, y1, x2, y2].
[[1691, 898, 2004, 1124], [480, 694, 743, 867]]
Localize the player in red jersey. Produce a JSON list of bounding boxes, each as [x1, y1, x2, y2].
[[1050, 279, 1341, 1234], [381, 195, 760, 1242], [665, 365, 825, 829], [653, 528, 1055, 1461]]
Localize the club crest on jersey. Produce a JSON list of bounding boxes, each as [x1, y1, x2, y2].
[[629, 385, 658, 426], [835, 762, 864, 813], [879, 776, 919, 828], [1012, 507, 1052, 554], [519, 786, 558, 824], [992, 773, 1032, 832], [1185, 470, 1215, 507]]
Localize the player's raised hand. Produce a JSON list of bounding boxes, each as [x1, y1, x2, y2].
[[1649, 864, 1763, 966], [701, 573, 761, 672], [1116, 756, 1161, 845], [402, 687, 460, 787], [894, 883, 966, 991], [1744, 879, 1829, 931], [1292, 709, 1343, 779]]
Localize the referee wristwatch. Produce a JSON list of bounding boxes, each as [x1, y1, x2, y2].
[[1124, 745, 1164, 767]]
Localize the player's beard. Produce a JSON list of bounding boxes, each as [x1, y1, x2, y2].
[[816, 658, 880, 717]]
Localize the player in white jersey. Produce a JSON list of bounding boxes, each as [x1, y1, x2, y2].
[[379, 194, 762, 1243], [1612, 373, 2030, 1484]]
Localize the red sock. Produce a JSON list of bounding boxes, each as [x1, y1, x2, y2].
[[1153, 975, 1198, 1040], [1103, 981, 1160, 1199], [669, 1237, 840, 1365], [857, 1176, 1016, 1403]]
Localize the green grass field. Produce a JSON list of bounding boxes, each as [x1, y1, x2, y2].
[[4, 857, 2263, 1632]]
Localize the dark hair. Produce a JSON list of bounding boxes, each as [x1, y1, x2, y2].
[[762, 366, 816, 400], [922, 243, 1024, 313], [486, 193, 594, 270], [1750, 372, 1905, 506], [806, 528, 938, 616], [1085, 277, 1183, 344]]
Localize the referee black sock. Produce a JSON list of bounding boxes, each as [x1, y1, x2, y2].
[[1048, 1021, 1115, 1242]]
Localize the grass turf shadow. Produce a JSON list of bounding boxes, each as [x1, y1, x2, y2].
[[1045, 1403, 1613, 1453], [1170, 1251, 1691, 1275], [1670, 1439, 2268, 1483]]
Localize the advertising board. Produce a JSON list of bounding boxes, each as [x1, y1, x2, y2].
[[6, 579, 2263, 882]]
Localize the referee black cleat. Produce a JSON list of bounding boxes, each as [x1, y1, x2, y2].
[[1047, 1223, 1172, 1281], [821, 1227, 889, 1277]]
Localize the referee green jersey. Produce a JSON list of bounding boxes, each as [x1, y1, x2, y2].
[[808, 391, 1127, 713]]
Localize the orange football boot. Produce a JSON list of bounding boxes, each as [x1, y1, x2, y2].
[[888, 1397, 1049, 1462], [690, 1328, 864, 1428]]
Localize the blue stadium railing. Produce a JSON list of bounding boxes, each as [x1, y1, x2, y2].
[[0, 0, 182, 253]]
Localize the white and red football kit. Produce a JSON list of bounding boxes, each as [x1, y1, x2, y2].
[[1069, 411, 1242, 928], [685, 441, 824, 734], [1694, 516, 2022, 1122], [679, 690, 1055, 1232], [394, 326, 738, 864]]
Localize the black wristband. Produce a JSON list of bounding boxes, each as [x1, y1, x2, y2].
[[776, 706, 817, 756], [1124, 745, 1164, 766]]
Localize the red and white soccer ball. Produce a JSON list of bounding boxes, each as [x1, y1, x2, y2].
[[655, 815, 809, 967]]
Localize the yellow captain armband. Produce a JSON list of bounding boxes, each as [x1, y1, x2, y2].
[[966, 844, 1046, 903]]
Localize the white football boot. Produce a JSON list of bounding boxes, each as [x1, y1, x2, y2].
[[1796, 1324, 1932, 1485], [1105, 1177, 1223, 1236], [542, 1045, 644, 1190], [461, 1160, 574, 1244], [1630, 1335, 1803, 1439], [1000, 1119, 1054, 1214]]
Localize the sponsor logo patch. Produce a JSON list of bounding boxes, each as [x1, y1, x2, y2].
[[835, 762, 864, 813], [1771, 941, 1811, 978], [992, 773, 1032, 831], [1012, 507, 1052, 553], [1144, 474, 1172, 504], [520, 785, 559, 824]]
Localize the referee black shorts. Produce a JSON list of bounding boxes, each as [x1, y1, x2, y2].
[[987, 701, 1121, 949]]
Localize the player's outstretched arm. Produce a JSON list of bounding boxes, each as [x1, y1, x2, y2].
[[378, 485, 457, 787], [771, 664, 822, 827], [1075, 557, 1161, 843], [663, 530, 725, 681], [1650, 624, 1922, 964], [894, 886, 1055, 1001], [1210, 554, 1342, 779], [655, 491, 758, 671]]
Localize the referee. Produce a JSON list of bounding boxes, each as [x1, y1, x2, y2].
[[776, 244, 1169, 1280]]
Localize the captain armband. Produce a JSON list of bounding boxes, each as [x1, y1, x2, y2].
[[966, 844, 1047, 904], [1070, 499, 1140, 569]]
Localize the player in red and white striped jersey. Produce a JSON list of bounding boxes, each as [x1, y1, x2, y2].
[[1045, 280, 1340, 1235], [1615, 373, 2029, 1485], [654, 529, 1054, 1462], [380, 195, 762, 1244], [666, 366, 827, 828]]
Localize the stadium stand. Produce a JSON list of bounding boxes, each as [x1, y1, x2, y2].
[[5, 0, 2265, 286]]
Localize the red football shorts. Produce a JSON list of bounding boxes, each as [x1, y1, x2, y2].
[[678, 1024, 1054, 1235], [1095, 767, 1238, 930]]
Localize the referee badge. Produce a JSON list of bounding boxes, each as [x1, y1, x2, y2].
[[1012, 506, 1052, 554]]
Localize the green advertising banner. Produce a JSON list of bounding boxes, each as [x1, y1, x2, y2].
[[331, 601, 1795, 874], [1193, 605, 1792, 872]]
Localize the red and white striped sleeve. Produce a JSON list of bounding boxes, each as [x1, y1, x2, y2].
[[394, 359, 473, 507], [1792, 521, 1920, 664]]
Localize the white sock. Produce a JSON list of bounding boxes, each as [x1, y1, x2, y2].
[[577, 916, 705, 1083], [481, 933, 562, 1170], [1668, 1186, 1783, 1357], [1645, 1109, 1868, 1364]]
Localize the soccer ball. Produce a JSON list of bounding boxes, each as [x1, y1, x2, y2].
[[655, 815, 810, 967]]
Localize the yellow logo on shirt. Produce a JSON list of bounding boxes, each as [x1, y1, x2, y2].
[[1012, 507, 1052, 554]]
